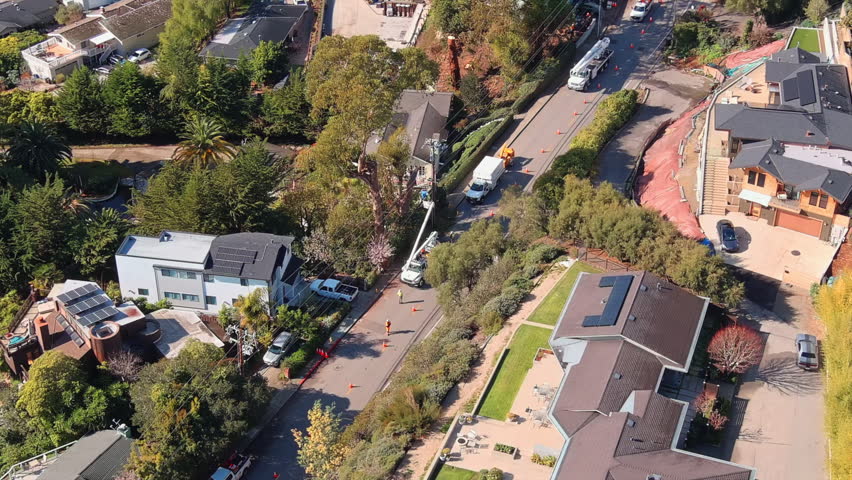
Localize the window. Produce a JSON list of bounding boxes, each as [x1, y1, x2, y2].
[[177, 271, 196, 280], [164, 292, 180, 300], [204, 274, 214, 283], [747, 171, 756, 185], [756, 173, 766, 187], [819, 194, 829, 209], [809, 192, 819, 206], [138, 288, 149, 296], [240, 278, 249, 286], [205, 296, 217, 305], [231, 298, 238, 305], [161, 269, 176, 277], [181, 293, 199, 302]]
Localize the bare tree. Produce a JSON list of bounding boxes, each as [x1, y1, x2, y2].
[[107, 350, 143, 382], [708, 325, 763, 375]]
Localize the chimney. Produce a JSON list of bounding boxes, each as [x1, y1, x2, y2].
[[34, 316, 52, 351]]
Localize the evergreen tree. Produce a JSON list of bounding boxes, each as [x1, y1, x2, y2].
[[56, 67, 106, 134], [102, 62, 160, 137]]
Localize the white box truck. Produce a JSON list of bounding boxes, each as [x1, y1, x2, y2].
[[465, 155, 506, 203]]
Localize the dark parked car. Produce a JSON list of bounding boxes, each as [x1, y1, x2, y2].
[[716, 219, 739, 252], [698, 238, 716, 256], [795, 333, 819, 371]]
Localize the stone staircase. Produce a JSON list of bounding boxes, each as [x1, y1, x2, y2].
[[701, 155, 730, 215]]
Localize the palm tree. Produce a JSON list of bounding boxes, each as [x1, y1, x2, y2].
[[234, 288, 270, 332], [7, 122, 72, 180], [172, 115, 236, 169]]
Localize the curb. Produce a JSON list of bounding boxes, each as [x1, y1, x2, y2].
[[240, 270, 398, 450]]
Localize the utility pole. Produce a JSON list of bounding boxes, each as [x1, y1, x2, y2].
[[598, 0, 603, 38], [237, 328, 243, 375]]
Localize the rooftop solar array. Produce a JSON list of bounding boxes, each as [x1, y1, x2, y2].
[[798, 70, 817, 106], [215, 247, 257, 263], [65, 294, 109, 315], [57, 314, 85, 347], [582, 275, 634, 327], [782, 77, 799, 102], [77, 305, 120, 328], [57, 283, 99, 305], [211, 259, 243, 276]]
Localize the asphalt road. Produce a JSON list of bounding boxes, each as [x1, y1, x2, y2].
[[245, 2, 684, 477]]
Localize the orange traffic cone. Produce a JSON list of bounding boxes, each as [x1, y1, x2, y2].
[[630, 43, 634, 48], [641, 29, 645, 34], [573, 111, 579, 116], [383, 340, 389, 349], [556, 129, 562, 135], [490, 209, 495, 217], [614, 65, 619, 71], [411, 306, 418, 312], [523, 168, 530, 173], [348, 383, 355, 390]]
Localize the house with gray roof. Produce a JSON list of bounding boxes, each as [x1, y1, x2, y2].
[[708, 47, 852, 240], [0, 0, 60, 36], [115, 230, 308, 313], [366, 89, 454, 186], [21, 0, 169, 80], [547, 270, 756, 480], [200, 4, 306, 62], [37, 429, 133, 480]]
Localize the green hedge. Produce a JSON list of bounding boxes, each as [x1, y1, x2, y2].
[[534, 89, 639, 201], [438, 115, 513, 192]]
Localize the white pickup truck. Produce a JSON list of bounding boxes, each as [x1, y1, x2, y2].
[[209, 454, 253, 480], [630, 0, 651, 21], [310, 278, 359, 302]]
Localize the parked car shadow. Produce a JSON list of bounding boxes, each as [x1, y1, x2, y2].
[[733, 227, 751, 253]]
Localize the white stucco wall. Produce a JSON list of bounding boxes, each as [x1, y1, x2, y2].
[[115, 255, 205, 303], [201, 275, 269, 311]]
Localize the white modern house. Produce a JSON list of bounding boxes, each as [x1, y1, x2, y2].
[[115, 231, 308, 313]]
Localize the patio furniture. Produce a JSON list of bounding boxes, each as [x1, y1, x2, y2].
[[466, 430, 479, 441], [456, 436, 468, 447]]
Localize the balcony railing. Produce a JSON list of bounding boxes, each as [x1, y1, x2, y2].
[[770, 195, 802, 212], [22, 38, 108, 69]]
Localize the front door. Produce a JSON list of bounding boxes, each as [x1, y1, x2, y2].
[[750, 202, 761, 217]]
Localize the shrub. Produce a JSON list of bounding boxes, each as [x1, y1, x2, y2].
[[534, 90, 638, 199], [54, 73, 66, 84], [484, 287, 524, 318], [0, 290, 22, 332], [741, 19, 754, 45], [531, 453, 557, 467], [522, 263, 543, 279], [476, 310, 505, 335], [524, 244, 562, 266], [503, 272, 533, 293], [494, 443, 515, 454], [479, 468, 504, 480]]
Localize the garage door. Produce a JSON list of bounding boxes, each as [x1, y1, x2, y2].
[[775, 210, 823, 237]]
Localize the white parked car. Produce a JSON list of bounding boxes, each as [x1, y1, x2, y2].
[[401, 258, 426, 287], [128, 48, 151, 63], [310, 278, 359, 302], [263, 330, 296, 367]]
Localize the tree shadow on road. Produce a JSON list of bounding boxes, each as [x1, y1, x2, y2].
[[756, 355, 821, 395], [329, 330, 384, 359]]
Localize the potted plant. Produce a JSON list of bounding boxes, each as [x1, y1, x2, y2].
[[506, 412, 519, 423], [493, 443, 517, 457], [439, 448, 451, 462]]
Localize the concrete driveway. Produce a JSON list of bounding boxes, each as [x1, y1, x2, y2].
[[729, 302, 826, 480], [326, 0, 421, 48], [699, 212, 838, 289]]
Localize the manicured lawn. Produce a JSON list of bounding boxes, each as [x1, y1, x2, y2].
[[789, 28, 821, 53], [477, 324, 553, 420], [435, 465, 478, 480], [527, 262, 602, 326]]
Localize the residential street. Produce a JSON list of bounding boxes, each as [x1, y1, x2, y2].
[[245, 1, 688, 477]]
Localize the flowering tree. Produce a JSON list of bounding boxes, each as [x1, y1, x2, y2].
[[693, 391, 716, 418], [367, 232, 394, 272], [708, 324, 763, 375], [708, 410, 729, 431]]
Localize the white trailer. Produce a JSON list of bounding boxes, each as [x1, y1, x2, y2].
[[465, 155, 506, 203], [567, 37, 613, 91]]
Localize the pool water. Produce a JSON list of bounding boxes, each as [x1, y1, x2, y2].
[[8, 336, 25, 346]]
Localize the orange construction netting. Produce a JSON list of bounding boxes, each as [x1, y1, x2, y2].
[[635, 101, 710, 240]]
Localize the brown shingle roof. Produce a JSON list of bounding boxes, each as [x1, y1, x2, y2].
[[52, 16, 106, 46], [554, 271, 707, 367], [101, 0, 170, 40]]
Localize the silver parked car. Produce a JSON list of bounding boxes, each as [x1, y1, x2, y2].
[[795, 333, 819, 370], [263, 331, 296, 367]]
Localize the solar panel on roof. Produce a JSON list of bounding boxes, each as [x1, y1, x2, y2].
[[798, 70, 817, 106], [782, 78, 799, 102], [582, 275, 634, 328]]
